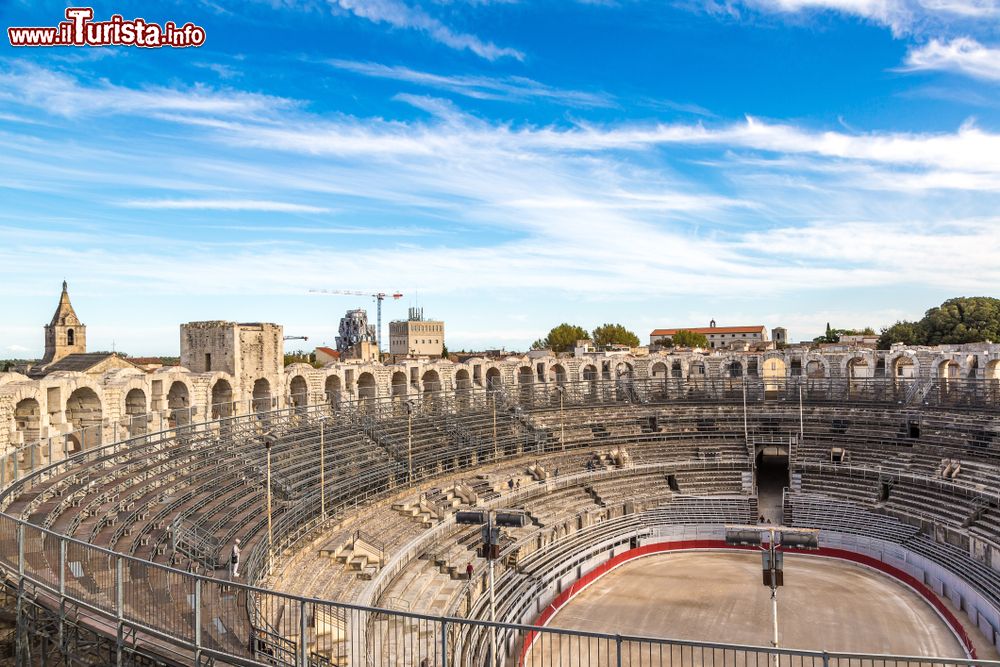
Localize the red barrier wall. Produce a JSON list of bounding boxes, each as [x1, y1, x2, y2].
[[519, 540, 977, 663]]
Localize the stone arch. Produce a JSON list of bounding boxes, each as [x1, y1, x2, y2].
[[688, 361, 706, 379], [124, 388, 147, 435], [804, 356, 828, 379], [66, 328, 75, 346], [421, 369, 442, 394], [65, 387, 102, 452], [581, 364, 598, 382], [548, 364, 567, 384], [517, 366, 534, 402], [14, 398, 41, 445], [890, 353, 917, 380], [987, 359, 1000, 381], [650, 361, 668, 379], [325, 374, 343, 407], [938, 358, 960, 381], [391, 371, 409, 398], [845, 355, 873, 379], [167, 380, 191, 427], [455, 368, 472, 390], [725, 359, 743, 378], [671, 359, 683, 379], [289, 375, 308, 408], [211, 379, 233, 419], [357, 373, 377, 402], [485, 367, 502, 391], [252, 378, 272, 413]]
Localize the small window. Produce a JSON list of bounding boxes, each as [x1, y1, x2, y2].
[[204, 353, 211, 371], [66, 329, 75, 345]]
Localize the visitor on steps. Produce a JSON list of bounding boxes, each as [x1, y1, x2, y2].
[[230, 539, 241, 579]]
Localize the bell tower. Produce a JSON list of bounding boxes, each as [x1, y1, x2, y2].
[[42, 281, 87, 364]]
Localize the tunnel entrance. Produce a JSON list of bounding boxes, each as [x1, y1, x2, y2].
[[755, 446, 789, 524]]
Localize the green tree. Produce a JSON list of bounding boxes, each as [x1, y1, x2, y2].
[[441, 344, 449, 359], [670, 329, 709, 348], [877, 321, 922, 349], [532, 323, 590, 354], [592, 323, 640, 348], [876, 297, 1000, 349]]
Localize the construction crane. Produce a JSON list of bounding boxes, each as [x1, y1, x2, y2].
[[309, 289, 403, 355], [283, 336, 309, 341]]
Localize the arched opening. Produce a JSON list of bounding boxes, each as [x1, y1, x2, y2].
[[548, 364, 567, 384], [391, 371, 409, 398], [455, 369, 471, 408], [252, 378, 272, 414], [357, 373, 377, 403], [421, 370, 441, 394], [66, 328, 75, 346], [65, 387, 101, 452], [14, 398, 41, 445], [650, 362, 667, 379], [485, 367, 502, 391], [847, 357, 871, 379], [893, 356, 915, 381], [325, 375, 342, 408], [938, 360, 959, 381], [805, 360, 825, 378], [167, 381, 191, 427], [211, 380, 233, 419], [671, 360, 683, 379], [582, 364, 598, 399], [761, 358, 786, 399], [289, 375, 308, 409], [124, 388, 147, 435], [518, 366, 533, 402], [726, 360, 743, 378], [987, 359, 1000, 381]]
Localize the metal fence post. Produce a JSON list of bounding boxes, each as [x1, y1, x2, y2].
[[194, 579, 202, 664], [299, 599, 308, 667], [116, 556, 124, 666], [615, 634, 622, 667], [441, 619, 448, 667]]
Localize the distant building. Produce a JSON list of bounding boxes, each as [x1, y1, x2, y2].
[[389, 307, 444, 358], [335, 309, 379, 362], [314, 346, 341, 365], [650, 320, 768, 350], [29, 282, 139, 378], [840, 334, 879, 347], [772, 327, 788, 346]]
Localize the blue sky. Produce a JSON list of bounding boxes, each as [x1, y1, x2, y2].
[[1, 0, 999, 357]]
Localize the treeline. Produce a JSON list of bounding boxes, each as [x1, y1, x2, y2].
[[878, 297, 1000, 350]]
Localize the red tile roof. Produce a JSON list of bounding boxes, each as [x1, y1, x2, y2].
[[316, 347, 340, 358], [651, 326, 766, 336]]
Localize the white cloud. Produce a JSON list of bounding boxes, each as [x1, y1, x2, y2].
[[732, 0, 998, 34], [903, 37, 1000, 80], [6, 344, 29, 353], [328, 0, 523, 61], [328, 59, 612, 107], [0, 63, 293, 119], [117, 199, 331, 213]]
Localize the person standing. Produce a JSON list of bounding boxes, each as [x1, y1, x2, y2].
[[230, 538, 241, 579]]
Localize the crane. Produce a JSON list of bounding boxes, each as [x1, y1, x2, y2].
[[309, 289, 403, 356], [283, 336, 309, 341]]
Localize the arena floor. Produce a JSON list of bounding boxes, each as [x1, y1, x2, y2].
[[538, 551, 969, 659]]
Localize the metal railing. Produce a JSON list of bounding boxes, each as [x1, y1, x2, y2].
[[2, 377, 1000, 666]]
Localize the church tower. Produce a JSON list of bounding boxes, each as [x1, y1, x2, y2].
[[42, 281, 86, 364]]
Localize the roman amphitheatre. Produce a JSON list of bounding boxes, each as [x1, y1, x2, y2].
[[1, 293, 1000, 666]]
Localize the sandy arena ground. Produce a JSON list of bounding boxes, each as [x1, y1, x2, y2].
[[531, 551, 971, 664]]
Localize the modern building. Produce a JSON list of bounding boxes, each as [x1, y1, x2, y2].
[[650, 320, 769, 349], [389, 307, 445, 358]]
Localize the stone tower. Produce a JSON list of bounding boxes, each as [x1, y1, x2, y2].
[[41, 281, 86, 364]]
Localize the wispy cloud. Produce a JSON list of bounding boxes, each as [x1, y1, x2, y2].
[[0, 63, 293, 119], [903, 37, 1000, 81], [723, 0, 999, 35], [327, 0, 523, 61], [117, 199, 331, 213], [328, 59, 612, 107]]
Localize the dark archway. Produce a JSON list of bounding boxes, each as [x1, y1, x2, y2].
[[167, 381, 191, 427], [124, 388, 147, 435], [211, 380, 233, 419], [289, 375, 308, 409], [252, 378, 272, 413]]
